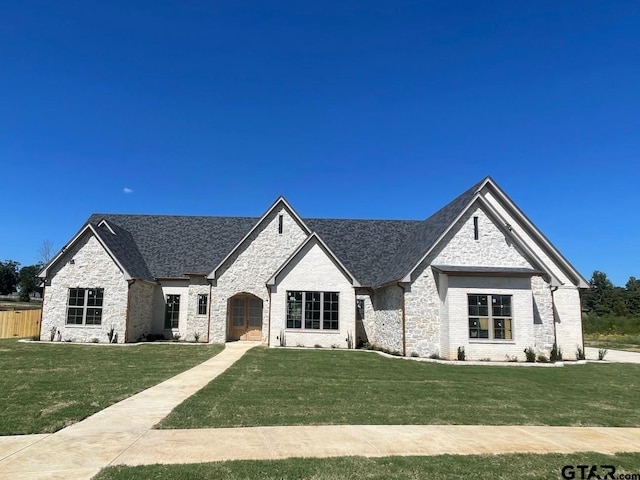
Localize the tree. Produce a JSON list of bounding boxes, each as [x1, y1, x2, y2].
[[39, 240, 53, 265], [18, 264, 42, 302], [582, 271, 615, 315], [0, 260, 20, 295], [626, 276, 640, 316]]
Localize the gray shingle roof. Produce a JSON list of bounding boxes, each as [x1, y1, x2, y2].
[[84, 178, 487, 287], [87, 214, 257, 279]]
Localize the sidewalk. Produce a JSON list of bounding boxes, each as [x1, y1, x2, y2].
[[114, 424, 640, 466], [0, 341, 259, 480]]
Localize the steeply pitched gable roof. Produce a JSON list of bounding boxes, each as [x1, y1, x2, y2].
[[87, 214, 257, 279], [41, 177, 585, 289], [378, 178, 486, 286]]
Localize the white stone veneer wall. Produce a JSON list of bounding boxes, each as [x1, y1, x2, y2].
[[127, 280, 156, 342], [210, 206, 308, 343], [432, 205, 533, 269], [269, 240, 355, 348], [531, 275, 555, 356], [553, 286, 584, 356], [41, 233, 128, 343], [187, 278, 210, 342], [370, 284, 403, 354], [404, 268, 440, 357]]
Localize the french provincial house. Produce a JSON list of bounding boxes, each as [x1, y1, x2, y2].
[[38, 177, 587, 360]]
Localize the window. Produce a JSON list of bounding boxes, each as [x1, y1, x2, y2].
[[278, 214, 283, 234], [468, 294, 512, 340], [286, 291, 339, 330], [165, 294, 180, 329], [473, 216, 479, 240], [356, 299, 365, 320], [197, 294, 208, 315], [66, 288, 104, 325]]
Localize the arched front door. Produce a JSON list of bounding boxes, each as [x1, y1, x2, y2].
[[228, 294, 263, 341]]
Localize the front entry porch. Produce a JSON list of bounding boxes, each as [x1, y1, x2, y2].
[[227, 293, 263, 341]]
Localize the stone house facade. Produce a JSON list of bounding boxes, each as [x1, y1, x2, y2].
[[38, 177, 588, 360]]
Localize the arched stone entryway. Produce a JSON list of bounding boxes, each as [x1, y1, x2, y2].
[[227, 293, 263, 341]]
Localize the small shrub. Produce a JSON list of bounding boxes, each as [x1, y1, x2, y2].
[[479, 357, 491, 362], [537, 354, 549, 363], [550, 343, 563, 362], [314, 344, 322, 348], [429, 352, 441, 360], [107, 327, 116, 343], [331, 344, 339, 349], [49, 326, 57, 342], [91, 338, 99, 343], [31, 334, 39, 341], [505, 354, 518, 362], [346, 332, 353, 349], [410, 351, 419, 358], [576, 345, 586, 360], [172, 333, 181, 342], [279, 329, 286, 347], [193, 331, 200, 343], [598, 348, 608, 361], [524, 347, 536, 363], [363, 342, 373, 350], [457, 346, 466, 361]]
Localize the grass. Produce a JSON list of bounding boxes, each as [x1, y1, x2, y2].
[[95, 453, 640, 480], [158, 348, 640, 429], [584, 333, 640, 352], [0, 339, 223, 435]]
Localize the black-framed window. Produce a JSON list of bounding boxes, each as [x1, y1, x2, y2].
[[356, 298, 365, 320], [165, 294, 180, 329], [197, 294, 208, 315], [66, 288, 104, 325], [468, 294, 512, 340], [287, 291, 339, 330]]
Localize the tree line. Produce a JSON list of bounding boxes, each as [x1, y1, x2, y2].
[[0, 260, 43, 301], [0, 241, 52, 301], [581, 271, 640, 317]]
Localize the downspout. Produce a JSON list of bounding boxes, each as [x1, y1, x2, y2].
[[125, 279, 135, 343], [398, 282, 406, 357], [267, 285, 272, 347], [550, 285, 559, 348], [206, 281, 212, 343], [39, 280, 45, 340]]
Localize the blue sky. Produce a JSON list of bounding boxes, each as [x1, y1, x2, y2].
[[1, 1, 638, 286]]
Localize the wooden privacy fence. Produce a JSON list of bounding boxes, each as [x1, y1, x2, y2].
[[0, 309, 41, 339]]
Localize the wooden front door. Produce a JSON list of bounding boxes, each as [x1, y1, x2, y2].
[[228, 295, 263, 341]]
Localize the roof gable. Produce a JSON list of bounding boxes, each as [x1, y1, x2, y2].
[[39, 223, 131, 280], [208, 196, 311, 280], [267, 233, 360, 287]]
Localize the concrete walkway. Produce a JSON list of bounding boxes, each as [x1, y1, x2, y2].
[[0, 341, 259, 480], [586, 347, 640, 363], [3, 345, 640, 479]]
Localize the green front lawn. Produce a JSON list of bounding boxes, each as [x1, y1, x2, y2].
[[95, 453, 640, 480], [158, 348, 640, 429], [0, 339, 223, 435]]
